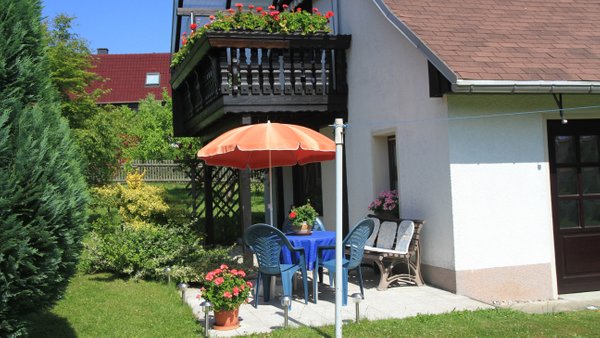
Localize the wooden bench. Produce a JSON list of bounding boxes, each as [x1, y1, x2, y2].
[[362, 215, 425, 290]]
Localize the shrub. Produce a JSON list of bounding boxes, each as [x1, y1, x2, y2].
[[81, 173, 213, 280], [0, 0, 88, 335], [92, 171, 169, 228]]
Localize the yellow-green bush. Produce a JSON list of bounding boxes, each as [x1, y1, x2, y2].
[[92, 171, 168, 229]]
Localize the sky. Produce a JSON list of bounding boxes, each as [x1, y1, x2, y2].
[[41, 0, 173, 54]]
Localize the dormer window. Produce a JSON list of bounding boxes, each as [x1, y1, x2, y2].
[[145, 72, 160, 86]]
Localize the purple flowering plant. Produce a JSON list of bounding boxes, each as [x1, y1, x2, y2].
[[368, 190, 399, 215]]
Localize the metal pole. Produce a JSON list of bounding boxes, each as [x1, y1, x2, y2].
[[281, 296, 291, 328], [268, 121, 274, 226], [334, 118, 344, 338]]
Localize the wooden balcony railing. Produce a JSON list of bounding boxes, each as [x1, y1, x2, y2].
[[170, 31, 351, 138]]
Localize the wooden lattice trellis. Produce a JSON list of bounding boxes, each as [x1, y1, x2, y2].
[[181, 159, 241, 245]]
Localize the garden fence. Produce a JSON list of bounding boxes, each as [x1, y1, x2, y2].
[[113, 160, 189, 183]]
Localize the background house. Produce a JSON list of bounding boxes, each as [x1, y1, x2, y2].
[[318, 0, 600, 303], [90, 49, 171, 108]]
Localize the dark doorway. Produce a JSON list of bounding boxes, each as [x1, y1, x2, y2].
[[548, 119, 600, 294], [292, 163, 324, 214]]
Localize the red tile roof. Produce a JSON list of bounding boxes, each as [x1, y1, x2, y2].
[[90, 53, 172, 104], [379, 0, 600, 83]]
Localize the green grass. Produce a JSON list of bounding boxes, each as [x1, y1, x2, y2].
[[26, 273, 200, 338], [24, 273, 600, 337], [242, 308, 600, 337]]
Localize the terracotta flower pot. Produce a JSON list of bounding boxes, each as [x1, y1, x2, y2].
[[292, 221, 312, 235], [213, 307, 240, 330]]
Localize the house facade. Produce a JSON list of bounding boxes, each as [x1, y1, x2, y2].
[[171, 0, 600, 303], [321, 0, 600, 303]]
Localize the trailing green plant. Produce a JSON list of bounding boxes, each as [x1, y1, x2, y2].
[[171, 3, 334, 67], [0, 0, 89, 335]]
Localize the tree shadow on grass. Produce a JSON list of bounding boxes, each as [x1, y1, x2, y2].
[[26, 311, 77, 338], [89, 274, 121, 282]]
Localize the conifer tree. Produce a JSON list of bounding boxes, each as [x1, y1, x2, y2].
[[0, 0, 88, 335]]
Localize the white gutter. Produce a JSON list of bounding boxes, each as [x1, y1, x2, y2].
[[372, 0, 600, 94], [453, 80, 600, 94]]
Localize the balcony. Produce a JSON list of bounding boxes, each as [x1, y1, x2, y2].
[[170, 31, 351, 139]]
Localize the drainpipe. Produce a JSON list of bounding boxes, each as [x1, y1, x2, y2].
[[332, 0, 339, 34]]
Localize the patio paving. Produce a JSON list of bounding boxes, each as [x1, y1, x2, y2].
[[184, 268, 493, 337]]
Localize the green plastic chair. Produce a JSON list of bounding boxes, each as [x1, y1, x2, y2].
[[313, 218, 375, 305], [244, 224, 309, 309]]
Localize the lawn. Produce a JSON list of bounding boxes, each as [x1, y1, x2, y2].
[[25, 272, 600, 338], [244, 308, 600, 337], [26, 273, 200, 338]]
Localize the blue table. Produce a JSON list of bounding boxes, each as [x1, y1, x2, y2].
[[281, 231, 336, 271]]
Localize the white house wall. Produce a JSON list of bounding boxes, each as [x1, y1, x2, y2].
[[334, 0, 456, 283], [447, 94, 600, 302]]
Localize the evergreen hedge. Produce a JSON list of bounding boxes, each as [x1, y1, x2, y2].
[[0, 0, 89, 336]]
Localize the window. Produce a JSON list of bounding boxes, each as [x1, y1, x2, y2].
[[388, 136, 397, 191], [145, 72, 160, 86]]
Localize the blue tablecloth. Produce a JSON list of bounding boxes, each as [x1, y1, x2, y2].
[[281, 231, 336, 271]]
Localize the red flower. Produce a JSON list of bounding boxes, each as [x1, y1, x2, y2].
[[220, 264, 229, 270], [223, 291, 233, 299], [248, 4, 254, 9], [209, 15, 215, 21], [233, 286, 240, 296], [234, 3, 243, 8], [205, 272, 214, 281], [268, 5, 276, 10], [312, 8, 319, 13], [237, 270, 246, 277], [190, 23, 197, 30], [282, 4, 288, 9], [325, 11, 334, 19], [227, 8, 235, 14], [289, 211, 297, 219], [256, 6, 263, 12], [181, 37, 187, 45], [297, 7, 302, 12], [214, 277, 225, 285], [231, 269, 238, 275], [246, 281, 253, 288], [270, 10, 280, 16]]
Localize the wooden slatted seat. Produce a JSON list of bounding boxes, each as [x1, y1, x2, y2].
[[363, 214, 425, 290]]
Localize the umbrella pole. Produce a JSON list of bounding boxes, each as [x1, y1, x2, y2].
[[269, 167, 273, 226], [269, 148, 273, 226], [334, 118, 345, 338]]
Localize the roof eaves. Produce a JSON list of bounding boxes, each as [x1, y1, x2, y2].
[[372, 0, 458, 84], [453, 80, 600, 94]]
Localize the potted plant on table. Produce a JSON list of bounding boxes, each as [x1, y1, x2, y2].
[[288, 201, 318, 234], [368, 190, 399, 219], [200, 264, 252, 330]]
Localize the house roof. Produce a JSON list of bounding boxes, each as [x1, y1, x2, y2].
[[376, 0, 600, 92], [90, 53, 172, 104]]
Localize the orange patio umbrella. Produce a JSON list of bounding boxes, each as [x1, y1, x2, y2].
[[197, 121, 335, 224]]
